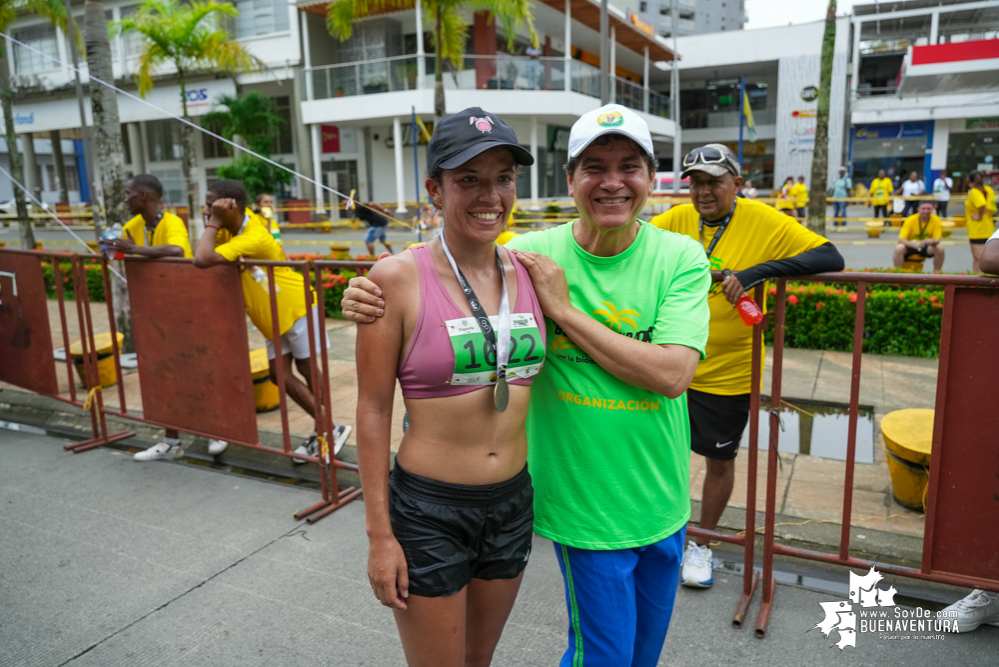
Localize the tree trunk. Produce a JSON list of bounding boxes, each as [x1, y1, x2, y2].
[[86, 0, 133, 351], [806, 0, 837, 237], [434, 7, 444, 121], [0, 55, 35, 249], [51, 129, 69, 203], [178, 76, 200, 242]]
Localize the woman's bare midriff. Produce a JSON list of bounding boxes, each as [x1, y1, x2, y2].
[[395, 384, 531, 486]]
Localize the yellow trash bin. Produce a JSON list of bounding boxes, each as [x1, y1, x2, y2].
[[69, 332, 124, 388], [328, 244, 352, 261], [865, 221, 884, 238], [250, 348, 279, 412], [880, 408, 933, 511]]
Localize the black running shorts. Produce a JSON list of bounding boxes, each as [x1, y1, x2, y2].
[[388, 463, 533, 598], [687, 388, 751, 461]]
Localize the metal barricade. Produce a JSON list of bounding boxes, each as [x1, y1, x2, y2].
[[0, 249, 134, 451], [753, 271, 999, 637]]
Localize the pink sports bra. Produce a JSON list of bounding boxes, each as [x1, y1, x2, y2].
[[398, 243, 546, 399]]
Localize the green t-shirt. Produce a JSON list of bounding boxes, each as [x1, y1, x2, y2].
[[507, 221, 711, 549]]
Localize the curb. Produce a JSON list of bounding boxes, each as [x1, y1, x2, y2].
[[0, 387, 376, 491]]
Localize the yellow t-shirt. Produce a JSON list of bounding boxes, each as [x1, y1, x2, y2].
[[121, 211, 192, 258], [870, 178, 894, 207], [776, 184, 795, 210], [790, 183, 809, 207], [899, 214, 942, 242], [651, 199, 827, 395], [215, 216, 312, 339], [965, 186, 997, 240]]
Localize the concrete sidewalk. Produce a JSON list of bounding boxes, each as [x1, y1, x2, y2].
[[2, 429, 996, 667]]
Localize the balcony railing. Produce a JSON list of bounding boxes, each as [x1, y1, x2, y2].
[[304, 55, 669, 119]]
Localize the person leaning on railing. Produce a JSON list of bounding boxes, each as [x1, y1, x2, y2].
[[650, 143, 844, 591], [101, 174, 228, 461], [193, 179, 350, 462]]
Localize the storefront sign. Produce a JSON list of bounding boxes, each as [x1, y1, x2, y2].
[[630, 14, 655, 37], [966, 117, 999, 131], [853, 123, 927, 140], [548, 125, 572, 153], [723, 141, 768, 156], [800, 86, 818, 102], [321, 125, 340, 153]]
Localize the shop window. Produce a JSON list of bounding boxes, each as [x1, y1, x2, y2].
[[146, 120, 183, 162], [202, 119, 232, 160], [272, 96, 294, 155], [150, 168, 185, 205]]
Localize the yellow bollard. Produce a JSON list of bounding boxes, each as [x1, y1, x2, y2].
[[865, 221, 883, 238], [250, 348, 279, 412], [69, 332, 124, 388], [941, 221, 954, 238], [881, 409, 933, 511]]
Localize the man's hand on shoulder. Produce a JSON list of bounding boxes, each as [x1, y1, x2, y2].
[[342, 253, 404, 323]]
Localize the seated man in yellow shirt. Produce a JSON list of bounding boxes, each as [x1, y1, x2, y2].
[[194, 180, 349, 462], [894, 201, 945, 271], [103, 175, 231, 461], [964, 170, 997, 274]]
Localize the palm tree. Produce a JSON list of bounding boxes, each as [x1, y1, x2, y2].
[[326, 0, 538, 120], [806, 0, 837, 237], [86, 0, 133, 350], [112, 0, 263, 238], [201, 92, 291, 198], [0, 0, 72, 249]]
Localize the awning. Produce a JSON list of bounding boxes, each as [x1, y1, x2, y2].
[[298, 0, 414, 18]]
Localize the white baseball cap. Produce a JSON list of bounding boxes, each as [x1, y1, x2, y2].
[[568, 104, 654, 159]]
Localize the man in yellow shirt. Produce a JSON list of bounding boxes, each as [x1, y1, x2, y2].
[[893, 201, 945, 271], [194, 180, 349, 462], [102, 175, 229, 461], [651, 143, 844, 589], [105, 175, 191, 259], [790, 175, 809, 219], [964, 170, 997, 274], [869, 169, 894, 225]]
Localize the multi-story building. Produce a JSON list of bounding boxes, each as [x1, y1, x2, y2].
[[0, 0, 677, 216], [635, 0, 746, 39]]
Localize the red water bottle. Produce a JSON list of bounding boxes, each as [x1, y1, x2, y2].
[[723, 269, 763, 326]]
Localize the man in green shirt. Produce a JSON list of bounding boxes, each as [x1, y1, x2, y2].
[[343, 104, 710, 665]]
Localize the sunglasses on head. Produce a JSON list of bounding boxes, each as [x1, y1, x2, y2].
[[682, 147, 730, 168]]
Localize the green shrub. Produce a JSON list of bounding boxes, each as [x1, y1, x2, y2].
[[764, 283, 944, 358], [41, 261, 106, 303], [286, 253, 369, 320]]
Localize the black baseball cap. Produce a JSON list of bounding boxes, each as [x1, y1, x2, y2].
[[427, 107, 534, 174]]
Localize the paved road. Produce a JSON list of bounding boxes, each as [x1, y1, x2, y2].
[[2, 428, 996, 666], [4, 215, 981, 273]]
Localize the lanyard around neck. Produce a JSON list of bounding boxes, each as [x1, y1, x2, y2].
[[698, 204, 737, 259], [439, 232, 511, 411]]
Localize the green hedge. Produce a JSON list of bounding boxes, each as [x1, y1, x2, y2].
[[42, 261, 106, 303], [764, 282, 944, 358]]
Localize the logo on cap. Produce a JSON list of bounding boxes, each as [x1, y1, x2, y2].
[[470, 116, 494, 133], [597, 111, 624, 127]]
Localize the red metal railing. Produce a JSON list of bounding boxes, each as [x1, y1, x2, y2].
[[752, 271, 999, 638]]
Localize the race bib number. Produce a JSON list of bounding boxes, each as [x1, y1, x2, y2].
[[446, 313, 544, 386]]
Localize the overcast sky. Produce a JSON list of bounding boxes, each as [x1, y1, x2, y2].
[[744, 0, 860, 30]]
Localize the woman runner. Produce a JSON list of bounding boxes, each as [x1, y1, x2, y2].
[[355, 107, 545, 667]]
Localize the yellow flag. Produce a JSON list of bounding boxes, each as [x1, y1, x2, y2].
[[415, 116, 432, 143], [743, 92, 757, 142]]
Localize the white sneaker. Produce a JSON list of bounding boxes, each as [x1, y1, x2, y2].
[[941, 589, 999, 632], [680, 540, 714, 588], [134, 441, 183, 462], [333, 423, 352, 456], [207, 439, 229, 456], [292, 434, 319, 464]]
